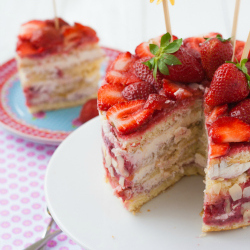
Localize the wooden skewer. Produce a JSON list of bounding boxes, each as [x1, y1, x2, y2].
[[162, 0, 173, 42], [231, 0, 241, 61], [53, 0, 59, 30], [241, 31, 250, 61]]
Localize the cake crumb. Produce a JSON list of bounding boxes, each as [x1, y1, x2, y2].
[[199, 232, 207, 237], [147, 209, 151, 212], [112, 235, 115, 239]]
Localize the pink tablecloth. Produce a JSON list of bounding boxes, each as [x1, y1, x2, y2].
[[0, 127, 83, 250]]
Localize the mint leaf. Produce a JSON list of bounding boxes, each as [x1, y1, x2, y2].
[[162, 54, 181, 65], [163, 39, 182, 53], [142, 61, 153, 70], [160, 33, 171, 47], [158, 59, 169, 75], [149, 44, 159, 55]]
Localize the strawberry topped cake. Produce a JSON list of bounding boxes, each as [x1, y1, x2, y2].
[[97, 31, 250, 232], [16, 18, 105, 113]]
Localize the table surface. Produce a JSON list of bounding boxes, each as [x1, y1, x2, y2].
[[0, 0, 250, 249]]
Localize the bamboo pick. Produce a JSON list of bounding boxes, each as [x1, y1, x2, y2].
[[52, 0, 59, 30], [231, 0, 241, 61], [241, 31, 250, 61], [162, 0, 173, 42]]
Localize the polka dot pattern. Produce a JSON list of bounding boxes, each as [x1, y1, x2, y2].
[[0, 128, 84, 250]]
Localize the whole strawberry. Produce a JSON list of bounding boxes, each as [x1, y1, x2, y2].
[[142, 32, 205, 84], [205, 61, 250, 106], [200, 35, 233, 80]]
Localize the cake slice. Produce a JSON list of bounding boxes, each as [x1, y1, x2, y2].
[[98, 34, 207, 212], [16, 18, 105, 113]]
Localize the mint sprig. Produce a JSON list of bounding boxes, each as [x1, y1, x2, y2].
[[142, 32, 182, 79], [204, 34, 231, 43], [226, 59, 250, 87]]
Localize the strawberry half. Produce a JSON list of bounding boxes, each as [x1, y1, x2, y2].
[[135, 42, 154, 58], [200, 35, 233, 80], [106, 100, 154, 134], [230, 99, 250, 124], [134, 57, 163, 90], [206, 104, 228, 125], [79, 99, 98, 124], [16, 40, 42, 57], [205, 63, 249, 106], [209, 142, 230, 158], [18, 20, 46, 40], [122, 81, 157, 101], [209, 117, 250, 143], [162, 79, 193, 100], [144, 94, 173, 110], [97, 83, 126, 111], [106, 52, 141, 85]]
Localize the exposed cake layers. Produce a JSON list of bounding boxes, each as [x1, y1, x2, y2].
[[16, 18, 105, 113], [100, 96, 207, 211]]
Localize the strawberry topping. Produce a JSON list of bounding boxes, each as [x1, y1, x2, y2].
[[135, 42, 154, 58], [16, 18, 98, 57], [97, 83, 126, 111], [106, 100, 154, 135], [209, 117, 250, 143], [209, 142, 230, 158], [230, 99, 250, 124], [79, 99, 99, 124], [206, 104, 228, 125], [134, 57, 163, 90], [205, 63, 249, 106], [165, 46, 205, 83], [122, 81, 157, 101], [162, 79, 193, 100], [144, 94, 173, 110], [200, 35, 233, 80], [106, 52, 141, 85]]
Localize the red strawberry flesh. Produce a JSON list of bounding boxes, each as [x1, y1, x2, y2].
[[209, 117, 250, 143], [106, 100, 154, 135], [79, 99, 99, 124], [122, 81, 157, 101], [230, 99, 250, 124]]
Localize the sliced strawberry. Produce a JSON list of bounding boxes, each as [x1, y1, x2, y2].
[[135, 42, 154, 58], [106, 52, 141, 85], [106, 100, 154, 135], [31, 27, 63, 49], [162, 79, 193, 100], [230, 99, 250, 124], [205, 63, 249, 106], [79, 99, 98, 124], [45, 18, 69, 28], [209, 142, 230, 158], [144, 94, 173, 110], [234, 40, 250, 62], [134, 57, 163, 90], [97, 83, 126, 111], [206, 104, 228, 125], [16, 40, 41, 57], [209, 117, 250, 143], [122, 81, 157, 101], [18, 20, 46, 40]]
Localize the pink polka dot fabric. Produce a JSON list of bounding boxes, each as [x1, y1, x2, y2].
[[0, 128, 84, 250]]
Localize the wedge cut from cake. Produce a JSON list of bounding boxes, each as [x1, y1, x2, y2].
[[16, 18, 105, 113], [98, 32, 250, 232]]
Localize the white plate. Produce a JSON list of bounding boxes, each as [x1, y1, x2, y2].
[[45, 117, 250, 250]]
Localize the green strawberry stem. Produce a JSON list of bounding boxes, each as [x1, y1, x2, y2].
[[226, 59, 250, 86], [142, 32, 182, 79], [204, 34, 231, 43]]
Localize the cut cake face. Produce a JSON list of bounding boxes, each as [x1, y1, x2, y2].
[[16, 18, 105, 113], [98, 33, 250, 232]]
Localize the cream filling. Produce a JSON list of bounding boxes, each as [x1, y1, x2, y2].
[[207, 161, 250, 180], [17, 48, 105, 74]]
